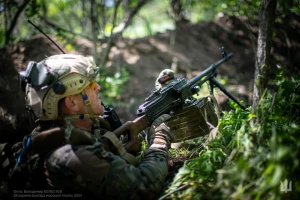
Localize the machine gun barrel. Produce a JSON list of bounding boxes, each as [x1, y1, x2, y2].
[[180, 52, 234, 92]]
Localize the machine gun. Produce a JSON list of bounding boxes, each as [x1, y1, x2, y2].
[[113, 48, 246, 152]]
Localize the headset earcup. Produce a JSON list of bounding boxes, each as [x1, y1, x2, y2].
[[52, 81, 66, 94]]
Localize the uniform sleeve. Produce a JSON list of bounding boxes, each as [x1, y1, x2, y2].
[[45, 142, 169, 199]]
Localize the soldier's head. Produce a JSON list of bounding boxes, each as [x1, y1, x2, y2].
[[19, 54, 104, 124]]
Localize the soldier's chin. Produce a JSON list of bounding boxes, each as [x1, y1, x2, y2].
[[98, 105, 105, 115]]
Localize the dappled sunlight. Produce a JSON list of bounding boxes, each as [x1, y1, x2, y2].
[[149, 38, 169, 52], [122, 49, 141, 65], [149, 37, 190, 64]]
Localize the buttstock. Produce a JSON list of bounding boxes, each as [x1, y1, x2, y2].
[[113, 115, 150, 153]]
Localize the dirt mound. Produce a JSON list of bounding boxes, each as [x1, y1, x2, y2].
[[0, 14, 299, 143]]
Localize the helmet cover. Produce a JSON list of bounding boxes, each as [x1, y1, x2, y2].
[[22, 54, 99, 121]]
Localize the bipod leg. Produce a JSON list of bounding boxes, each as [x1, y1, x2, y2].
[[210, 78, 246, 110]]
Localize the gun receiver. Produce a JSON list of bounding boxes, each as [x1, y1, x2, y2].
[[136, 52, 234, 121], [113, 51, 245, 152]]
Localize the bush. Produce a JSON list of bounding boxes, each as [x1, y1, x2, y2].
[[161, 75, 300, 200]]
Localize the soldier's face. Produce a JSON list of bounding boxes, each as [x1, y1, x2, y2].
[[82, 81, 105, 115]]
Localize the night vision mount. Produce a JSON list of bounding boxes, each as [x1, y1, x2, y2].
[[19, 61, 66, 95]]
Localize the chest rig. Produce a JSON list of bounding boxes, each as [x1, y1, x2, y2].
[[19, 120, 138, 168]]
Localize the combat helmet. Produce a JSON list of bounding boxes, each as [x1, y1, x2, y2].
[[19, 54, 100, 121]]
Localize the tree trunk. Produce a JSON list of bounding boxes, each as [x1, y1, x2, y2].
[[170, 0, 188, 25], [252, 0, 277, 112], [90, 0, 99, 63]]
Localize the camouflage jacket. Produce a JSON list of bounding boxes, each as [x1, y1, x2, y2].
[[29, 123, 169, 200]]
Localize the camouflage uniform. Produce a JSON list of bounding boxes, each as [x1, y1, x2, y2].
[[38, 125, 169, 199]]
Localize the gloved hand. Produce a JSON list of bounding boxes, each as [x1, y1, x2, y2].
[[147, 114, 174, 150], [155, 69, 175, 90]]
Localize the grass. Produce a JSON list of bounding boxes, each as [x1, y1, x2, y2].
[[160, 74, 300, 199]]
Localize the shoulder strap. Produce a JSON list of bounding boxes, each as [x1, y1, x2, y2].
[[209, 94, 221, 122], [29, 126, 138, 166], [102, 132, 138, 166]]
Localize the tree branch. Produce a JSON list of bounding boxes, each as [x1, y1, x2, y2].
[[113, 0, 150, 35], [5, 0, 30, 44], [98, 0, 122, 69]]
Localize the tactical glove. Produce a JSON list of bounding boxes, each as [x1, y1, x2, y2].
[[155, 69, 175, 89], [147, 114, 174, 150]]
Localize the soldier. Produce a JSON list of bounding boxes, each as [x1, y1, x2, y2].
[[18, 54, 173, 199]]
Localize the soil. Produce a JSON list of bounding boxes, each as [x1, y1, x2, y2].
[[0, 13, 299, 144]]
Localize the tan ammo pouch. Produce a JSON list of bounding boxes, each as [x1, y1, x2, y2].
[[168, 95, 219, 142]]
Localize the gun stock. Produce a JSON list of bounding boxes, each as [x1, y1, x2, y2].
[[113, 115, 150, 152]]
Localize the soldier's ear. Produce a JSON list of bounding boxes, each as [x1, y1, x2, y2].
[[64, 95, 81, 112]]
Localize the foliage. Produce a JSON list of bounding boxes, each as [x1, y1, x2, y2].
[[123, 0, 173, 38], [97, 66, 130, 105], [3, 0, 300, 46], [180, 0, 261, 22], [161, 74, 300, 199]]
